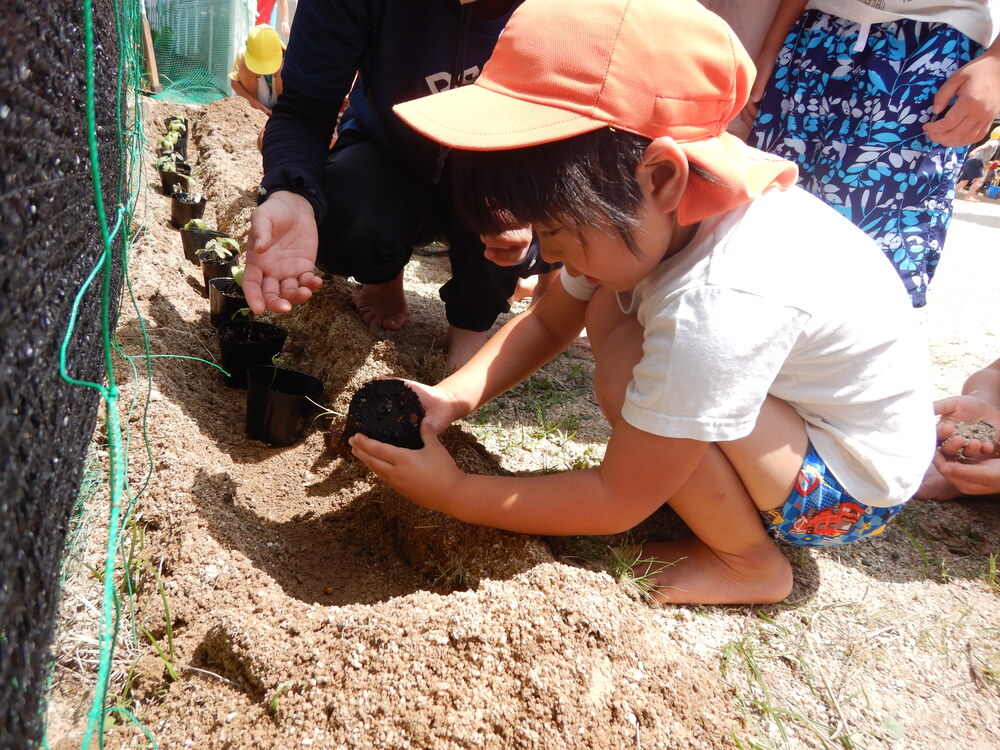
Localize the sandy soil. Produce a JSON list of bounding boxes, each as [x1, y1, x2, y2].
[[47, 97, 1000, 749]]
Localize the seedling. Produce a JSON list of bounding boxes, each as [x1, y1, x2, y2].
[[182, 218, 208, 231], [154, 155, 184, 172], [167, 119, 187, 134], [158, 131, 180, 150], [267, 681, 294, 715], [229, 264, 245, 287], [202, 237, 240, 263]]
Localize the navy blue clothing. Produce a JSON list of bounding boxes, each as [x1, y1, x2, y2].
[[258, 0, 544, 331]]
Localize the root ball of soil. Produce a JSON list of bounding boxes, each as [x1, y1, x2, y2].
[[338, 379, 425, 451]]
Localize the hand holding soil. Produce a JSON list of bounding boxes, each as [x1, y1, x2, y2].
[[934, 394, 1000, 460]]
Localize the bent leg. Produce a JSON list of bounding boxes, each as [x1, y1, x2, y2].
[[585, 292, 802, 604], [640, 444, 794, 605], [319, 132, 435, 329]]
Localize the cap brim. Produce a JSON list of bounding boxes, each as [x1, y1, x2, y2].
[[394, 84, 605, 151], [245, 52, 280, 76]]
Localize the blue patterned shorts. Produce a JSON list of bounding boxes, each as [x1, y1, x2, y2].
[[761, 443, 905, 548], [749, 11, 981, 307]]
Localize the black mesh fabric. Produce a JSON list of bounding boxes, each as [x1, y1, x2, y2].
[[1, 0, 123, 745]]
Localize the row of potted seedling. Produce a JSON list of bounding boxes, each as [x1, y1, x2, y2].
[[177, 220, 326, 447], [154, 114, 207, 227], [154, 115, 327, 446]]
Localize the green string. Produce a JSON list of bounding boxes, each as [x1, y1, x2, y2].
[[51, 1, 246, 746]]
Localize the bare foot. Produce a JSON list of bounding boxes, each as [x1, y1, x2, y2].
[[445, 326, 489, 372], [913, 464, 962, 501], [636, 537, 793, 605], [356, 273, 409, 331]]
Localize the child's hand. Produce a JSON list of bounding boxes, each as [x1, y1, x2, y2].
[[349, 421, 463, 512], [930, 451, 1000, 496], [923, 51, 1000, 147], [244, 192, 323, 314], [391, 379, 465, 434], [934, 395, 999, 458]]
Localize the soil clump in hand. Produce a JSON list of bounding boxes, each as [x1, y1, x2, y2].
[[951, 420, 997, 444], [335, 379, 425, 453]]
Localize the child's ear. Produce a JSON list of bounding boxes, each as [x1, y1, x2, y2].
[[637, 137, 689, 215]]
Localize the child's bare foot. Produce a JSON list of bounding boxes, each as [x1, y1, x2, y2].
[[445, 326, 489, 372], [636, 537, 793, 605], [356, 273, 408, 331], [913, 464, 962, 501]]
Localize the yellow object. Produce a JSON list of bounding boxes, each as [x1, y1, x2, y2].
[[244, 24, 282, 75], [991, 126, 1000, 140]]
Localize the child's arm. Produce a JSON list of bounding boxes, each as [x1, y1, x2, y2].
[[433, 280, 588, 417], [278, 0, 290, 36], [352, 404, 707, 536], [923, 34, 1000, 147], [740, 0, 808, 129], [232, 62, 270, 115], [350, 280, 708, 535]]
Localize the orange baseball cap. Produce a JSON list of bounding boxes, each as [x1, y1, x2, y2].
[[394, 0, 796, 225]]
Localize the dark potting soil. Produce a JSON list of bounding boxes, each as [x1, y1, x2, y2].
[[217, 319, 282, 344], [336, 379, 425, 452]]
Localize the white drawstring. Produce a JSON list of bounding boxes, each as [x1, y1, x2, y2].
[[853, 22, 871, 52]]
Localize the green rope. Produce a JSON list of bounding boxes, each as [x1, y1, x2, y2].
[[52, 0, 251, 745]]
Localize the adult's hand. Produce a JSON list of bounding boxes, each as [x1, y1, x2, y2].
[[481, 226, 534, 267], [923, 51, 1000, 147], [244, 191, 324, 314]]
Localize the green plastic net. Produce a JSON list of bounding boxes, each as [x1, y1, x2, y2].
[[145, 0, 255, 103]]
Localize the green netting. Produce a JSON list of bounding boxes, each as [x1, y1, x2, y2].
[[145, 0, 254, 104]]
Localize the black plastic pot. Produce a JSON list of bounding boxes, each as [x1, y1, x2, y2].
[[208, 277, 247, 327], [217, 320, 288, 388], [198, 249, 238, 297], [246, 366, 325, 446], [180, 228, 229, 265], [170, 192, 207, 229], [158, 160, 192, 196]]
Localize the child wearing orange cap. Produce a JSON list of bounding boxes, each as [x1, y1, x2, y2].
[[346, 0, 936, 605]]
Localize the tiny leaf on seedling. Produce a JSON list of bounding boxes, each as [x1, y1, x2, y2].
[[267, 681, 294, 715], [182, 219, 208, 231], [229, 265, 245, 287]]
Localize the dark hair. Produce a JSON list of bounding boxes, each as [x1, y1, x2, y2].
[[451, 127, 653, 253]]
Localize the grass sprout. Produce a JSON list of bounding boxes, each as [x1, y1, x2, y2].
[[599, 535, 681, 603]]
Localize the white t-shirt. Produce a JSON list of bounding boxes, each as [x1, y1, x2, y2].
[[561, 187, 935, 507], [809, 0, 996, 47]]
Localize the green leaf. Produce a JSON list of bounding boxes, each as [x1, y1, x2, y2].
[[879, 716, 905, 740]]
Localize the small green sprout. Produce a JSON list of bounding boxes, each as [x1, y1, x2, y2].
[[158, 131, 180, 149], [230, 307, 253, 321], [267, 681, 294, 715], [202, 237, 240, 262], [229, 264, 245, 287], [167, 120, 187, 134], [154, 155, 181, 172], [182, 219, 208, 231]]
